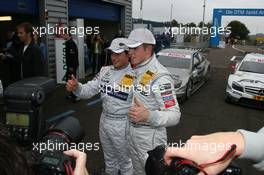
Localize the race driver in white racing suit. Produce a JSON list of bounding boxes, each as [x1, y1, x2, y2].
[[66, 38, 133, 175], [122, 28, 181, 174]]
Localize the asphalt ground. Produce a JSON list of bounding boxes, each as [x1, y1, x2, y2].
[[167, 46, 264, 175], [0, 45, 263, 175]]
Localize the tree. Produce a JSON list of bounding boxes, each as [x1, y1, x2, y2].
[[189, 22, 196, 27], [206, 22, 212, 28], [198, 21, 204, 28], [171, 19, 179, 27], [198, 21, 212, 28], [186, 22, 196, 27], [178, 22, 184, 27], [227, 21, 250, 40]]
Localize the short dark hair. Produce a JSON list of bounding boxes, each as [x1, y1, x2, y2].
[[17, 22, 33, 34], [0, 124, 35, 175]]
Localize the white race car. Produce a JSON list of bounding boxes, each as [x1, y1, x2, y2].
[[157, 49, 211, 101], [225, 53, 264, 109]]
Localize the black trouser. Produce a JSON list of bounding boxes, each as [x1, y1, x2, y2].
[[92, 53, 101, 75]]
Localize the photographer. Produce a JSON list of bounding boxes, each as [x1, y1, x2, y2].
[[164, 127, 264, 174], [0, 124, 89, 175], [64, 149, 89, 175]]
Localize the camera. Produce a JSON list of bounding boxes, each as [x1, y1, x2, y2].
[[2, 77, 85, 175], [31, 116, 84, 175], [3, 77, 56, 144], [145, 145, 242, 175]]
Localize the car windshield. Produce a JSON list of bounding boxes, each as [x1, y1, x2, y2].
[[239, 61, 264, 74], [157, 55, 191, 69]]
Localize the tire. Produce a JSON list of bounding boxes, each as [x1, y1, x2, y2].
[[185, 80, 193, 100], [204, 66, 211, 83], [225, 93, 232, 103]]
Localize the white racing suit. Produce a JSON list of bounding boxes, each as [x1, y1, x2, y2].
[[74, 65, 134, 175], [129, 55, 181, 175]]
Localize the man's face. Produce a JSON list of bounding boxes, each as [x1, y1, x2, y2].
[[62, 33, 69, 40], [17, 27, 30, 43], [128, 44, 148, 65], [111, 52, 129, 69]]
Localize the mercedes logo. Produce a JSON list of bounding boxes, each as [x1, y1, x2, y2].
[[259, 89, 264, 96]]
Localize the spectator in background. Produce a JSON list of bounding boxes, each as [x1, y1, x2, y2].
[[0, 32, 13, 88], [4, 32, 22, 84], [17, 22, 44, 79], [114, 29, 124, 39], [166, 32, 171, 48], [154, 34, 162, 53], [5, 31, 14, 50], [84, 34, 92, 74], [0, 31, 21, 88], [84, 37, 89, 75], [104, 39, 112, 66], [91, 35, 103, 75], [33, 33, 47, 65], [100, 34, 110, 67], [63, 32, 79, 103], [0, 48, 5, 89]]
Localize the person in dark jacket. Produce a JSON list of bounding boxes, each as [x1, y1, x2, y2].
[[63, 32, 79, 102], [0, 32, 22, 88], [91, 35, 103, 75], [17, 22, 44, 79], [6, 33, 22, 83]]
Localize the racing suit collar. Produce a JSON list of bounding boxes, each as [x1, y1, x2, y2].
[[111, 63, 131, 72], [135, 54, 156, 68]]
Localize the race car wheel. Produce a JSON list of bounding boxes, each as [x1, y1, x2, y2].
[[225, 93, 232, 103], [204, 66, 211, 83], [185, 80, 193, 100]]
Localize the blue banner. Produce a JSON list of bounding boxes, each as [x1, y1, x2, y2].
[[210, 8, 264, 47], [216, 9, 264, 16]]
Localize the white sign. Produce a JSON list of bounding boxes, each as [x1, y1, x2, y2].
[[69, 19, 85, 79], [247, 58, 264, 63], [158, 52, 191, 59], [76, 19, 85, 79], [55, 39, 67, 84]]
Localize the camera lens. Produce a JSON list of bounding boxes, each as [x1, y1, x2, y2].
[[46, 116, 84, 144]]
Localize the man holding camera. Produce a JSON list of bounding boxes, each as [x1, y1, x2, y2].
[[122, 28, 181, 175], [164, 127, 264, 174], [0, 122, 89, 175], [66, 38, 133, 175]]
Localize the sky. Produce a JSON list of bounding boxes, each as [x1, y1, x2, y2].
[[132, 0, 264, 34]]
